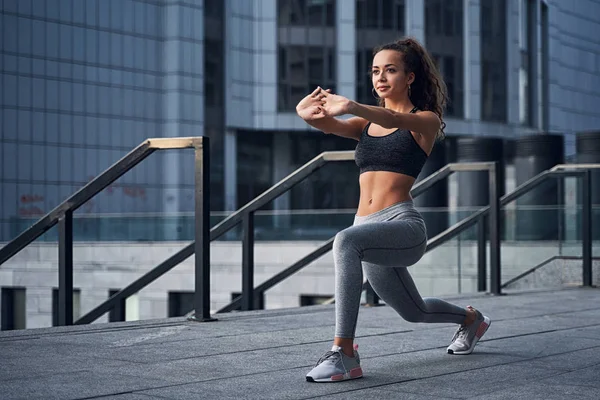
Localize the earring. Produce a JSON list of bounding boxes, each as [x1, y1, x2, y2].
[[371, 87, 380, 99], [408, 84, 412, 97]]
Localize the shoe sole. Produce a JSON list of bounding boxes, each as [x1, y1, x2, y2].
[[447, 316, 491, 355], [306, 367, 363, 383]]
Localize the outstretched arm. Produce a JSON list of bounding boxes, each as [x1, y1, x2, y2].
[[320, 90, 440, 138]]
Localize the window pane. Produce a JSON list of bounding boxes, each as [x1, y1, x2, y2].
[[480, 0, 507, 122], [425, 0, 463, 118]]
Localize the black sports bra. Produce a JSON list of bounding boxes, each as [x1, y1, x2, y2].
[[354, 107, 428, 179]]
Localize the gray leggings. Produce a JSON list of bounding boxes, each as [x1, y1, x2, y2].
[[334, 200, 467, 338]]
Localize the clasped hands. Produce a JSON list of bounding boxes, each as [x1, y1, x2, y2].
[[296, 87, 354, 121]]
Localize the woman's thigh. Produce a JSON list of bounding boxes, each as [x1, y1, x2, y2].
[[335, 219, 427, 268]]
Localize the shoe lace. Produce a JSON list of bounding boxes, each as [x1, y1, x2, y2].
[[455, 324, 469, 341], [316, 350, 341, 366]]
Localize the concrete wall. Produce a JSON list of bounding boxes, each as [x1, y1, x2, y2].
[[1, 240, 598, 329]]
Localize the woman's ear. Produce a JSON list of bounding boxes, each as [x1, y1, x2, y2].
[[407, 72, 415, 86]]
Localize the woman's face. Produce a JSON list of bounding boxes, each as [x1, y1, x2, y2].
[[371, 50, 414, 100]]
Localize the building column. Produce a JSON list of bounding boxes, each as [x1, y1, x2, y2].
[[464, 0, 481, 121], [336, 0, 356, 100], [406, 0, 425, 44]]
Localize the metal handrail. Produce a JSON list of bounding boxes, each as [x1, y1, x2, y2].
[[0, 137, 213, 325], [74, 150, 356, 324]]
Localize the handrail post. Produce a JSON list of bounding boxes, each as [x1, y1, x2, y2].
[[242, 211, 255, 311], [582, 169, 593, 287], [191, 137, 216, 322], [488, 162, 502, 295], [58, 210, 73, 326], [477, 215, 487, 292]]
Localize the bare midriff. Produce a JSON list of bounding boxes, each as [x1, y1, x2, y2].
[[356, 171, 416, 216]]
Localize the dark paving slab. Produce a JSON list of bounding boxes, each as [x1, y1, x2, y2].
[[0, 287, 598, 400]]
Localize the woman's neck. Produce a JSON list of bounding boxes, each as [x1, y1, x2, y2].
[[385, 97, 415, 114]]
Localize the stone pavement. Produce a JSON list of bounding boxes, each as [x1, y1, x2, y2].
[[1, 287, 599, 399]]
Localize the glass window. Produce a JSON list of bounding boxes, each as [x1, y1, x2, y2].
[[73, 116, 85, 144], [46, 113, 59, 143], [72, 0, 85, 24], [31, 112, 45, 142], [3, 16, 18, 53], [132, 1, 145, 34], [3, 109, 18, 141], [98, 31, 111, 64], [110, 33, 122, 66], [18, 17, 32, 55], [425, 0, 464, 118], [46, 22, 60, 58], [481, 0, 507, 122], [98, 0, 110, 28], [237, 132, 273, 209], [122, 0, 135, 32], [4, 75, 19, 108], [3, 143, 17, 178], [85, 0, 98, 26], [85, 85, 97, 115], [72, 83, 85, 113], [278, 45, 336, 111], [123, 35, 135, 68], [84, 28, 96, 63], [17, 76, 31, 108], [278, 0, 336, 27], [355, 0, 406, 105], [31, 79, 45, 109], [59, 25, 73, 59], [85, 116, 98, 146], [45, 80, 59, 110], [18, 110, 32, 141], [59, 62, 72, 80], [110, 0, 123, 31], [4, 56, 18, 75], [518, 0, 535, 126], [134, 37, 145, 70], [58, 81, 72, 112], [145, 40, 157, 72], [59, 0, 73, 22], [45, 0, 60, 20], [146, 3, 158, 35], [3, 0, 19, 13], [59, 114, 72, 144]]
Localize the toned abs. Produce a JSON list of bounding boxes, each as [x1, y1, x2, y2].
[[357, 171, 415, 216]]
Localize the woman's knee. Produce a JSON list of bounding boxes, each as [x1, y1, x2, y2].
[[333, 228, 360, 254]]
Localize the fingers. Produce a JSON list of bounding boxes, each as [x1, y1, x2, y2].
[[310, 86, 322, 97]]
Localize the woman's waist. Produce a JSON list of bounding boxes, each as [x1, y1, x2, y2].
[[355, 198, 424, 224]]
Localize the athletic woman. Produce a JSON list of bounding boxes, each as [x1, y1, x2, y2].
[[295, 37, 491, 383]]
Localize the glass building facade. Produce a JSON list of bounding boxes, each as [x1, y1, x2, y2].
[[1, 0, 598, 243], [1, 0, 225, 241]]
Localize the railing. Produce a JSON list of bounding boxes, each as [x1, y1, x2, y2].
[[1, 139, 596, 325], [0, 137, 214, 325], [218, 163, 596, 313]]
